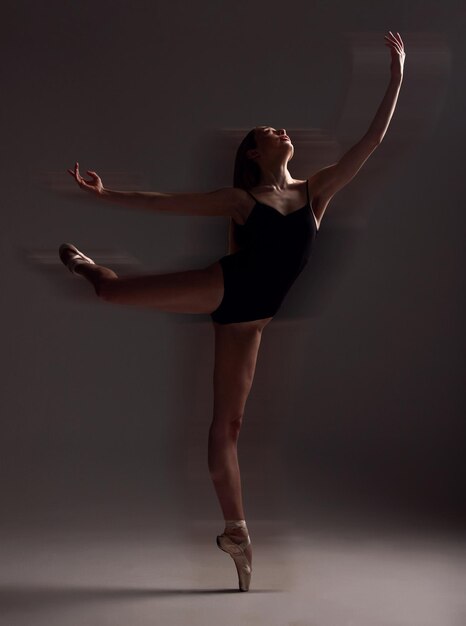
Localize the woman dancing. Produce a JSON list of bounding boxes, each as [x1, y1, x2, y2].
[[60, 31, 405, 592]]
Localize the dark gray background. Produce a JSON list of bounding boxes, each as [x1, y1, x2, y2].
[[1, 0, 465, 537]]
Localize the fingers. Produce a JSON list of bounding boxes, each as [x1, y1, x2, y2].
[[66, 161, 79, 177], [392, 31, 403, 47], [384, 40, 398, 52], [67, 162, 89, 184], [384, 33, 399, 47], [75, 164, 83, 185], [384, 31, 404, 52], [67, 162, 101, 190], [386, 30, 403, 46], [66, 161, 84, 186], [68, 161, 79, 179], [385, 41, 401, 54]]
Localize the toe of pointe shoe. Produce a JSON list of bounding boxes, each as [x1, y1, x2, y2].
[[59, 243, 95, 274], [59, 243, 74, 265], [216, 534, 252, 592]]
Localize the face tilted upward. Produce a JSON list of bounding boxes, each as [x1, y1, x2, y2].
[[251, 126, 294, 161]]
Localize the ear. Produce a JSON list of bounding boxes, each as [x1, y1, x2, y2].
[[246, 148, 260, 160]]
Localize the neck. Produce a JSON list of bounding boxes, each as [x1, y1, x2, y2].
[[257, 162, 294, 191]]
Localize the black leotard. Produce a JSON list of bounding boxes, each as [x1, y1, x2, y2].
[[210, 179, 318, 324]]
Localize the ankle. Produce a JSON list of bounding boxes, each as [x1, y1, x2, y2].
[[224, 519, 249, 536], [224, 519, 247, 529]]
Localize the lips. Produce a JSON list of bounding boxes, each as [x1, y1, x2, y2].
[[280, 136, 290, 141]]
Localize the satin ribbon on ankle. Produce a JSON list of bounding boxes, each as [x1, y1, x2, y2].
[[224, 519, 247, 530]]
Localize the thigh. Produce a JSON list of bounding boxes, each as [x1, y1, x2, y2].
[[212, 322, 268, 423], [99, 261, 224, 313]]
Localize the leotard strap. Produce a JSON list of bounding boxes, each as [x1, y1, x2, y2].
[[244, 188, 257, 202]]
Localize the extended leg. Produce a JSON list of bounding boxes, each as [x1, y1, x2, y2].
[[60, 244, 224, 314]]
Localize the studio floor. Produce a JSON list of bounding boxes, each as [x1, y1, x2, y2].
[[1, 518, 464, 626]]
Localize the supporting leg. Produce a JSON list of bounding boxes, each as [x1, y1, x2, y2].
[[208, 416, 246, 520], [209, 321, 267, 568]]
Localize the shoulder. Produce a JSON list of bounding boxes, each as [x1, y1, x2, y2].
[[228, 187, 257, 225], [298, 172, 335, 231], [298, 173, 328, 200]]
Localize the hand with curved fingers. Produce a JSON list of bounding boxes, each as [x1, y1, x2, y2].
[[384, 31, 405, 79], [67, 161, 104, 195]]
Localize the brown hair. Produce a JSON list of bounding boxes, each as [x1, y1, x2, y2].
[[233, 129, 261, 190]]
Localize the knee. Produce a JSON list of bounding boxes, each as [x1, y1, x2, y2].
[[230, 415, 244, 439], [209, 413, 244, 442]]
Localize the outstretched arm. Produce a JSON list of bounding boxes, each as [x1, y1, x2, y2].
[[312, 31, 405, 203], [67, 161, 240, 218], [98, 185, 239, 217]]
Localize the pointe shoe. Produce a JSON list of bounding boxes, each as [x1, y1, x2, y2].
[[216, 527, 252, 592], [59, 243, 96, 276]]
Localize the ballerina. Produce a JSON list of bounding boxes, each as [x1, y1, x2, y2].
[[60, 31, 405, 591]]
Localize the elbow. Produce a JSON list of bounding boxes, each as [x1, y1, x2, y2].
[[365, 133, 382, 147]]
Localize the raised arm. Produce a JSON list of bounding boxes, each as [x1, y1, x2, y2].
[[310, 31, 405, 223], [67, 161, 241, 218]]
